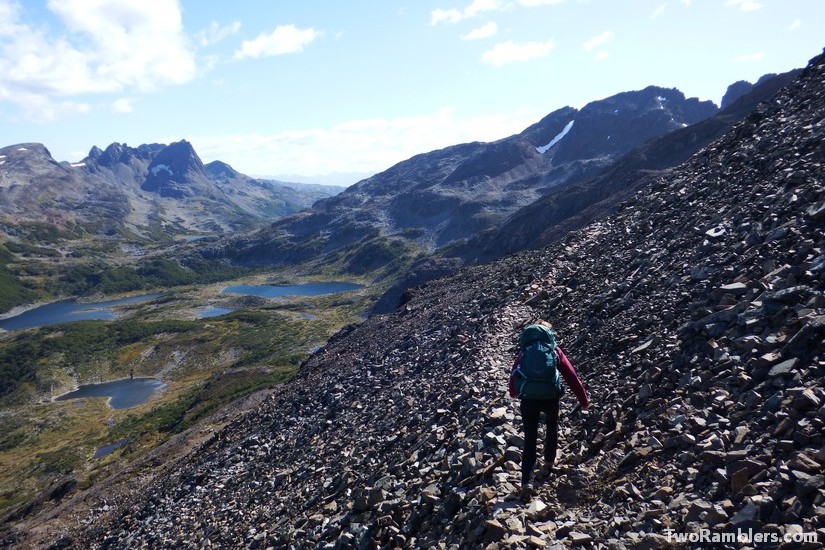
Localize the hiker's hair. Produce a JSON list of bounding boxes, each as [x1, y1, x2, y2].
[[534, 319, 552, 329]]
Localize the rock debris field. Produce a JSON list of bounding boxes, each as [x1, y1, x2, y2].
[[12, 52, 825, 549]]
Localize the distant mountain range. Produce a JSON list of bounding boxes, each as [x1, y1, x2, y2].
[[217, 86, 718, 261], [0, 140, 343, 240], [0, 68, 803, 303], [197, 69, 802, 305]]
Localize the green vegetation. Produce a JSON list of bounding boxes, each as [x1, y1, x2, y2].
[[112, 368, 291, 438], [14, 222, 77, 243], [0, 319, 199, 399], [0, 282, 373, 515], [318, 235, 424, 282], [32, 447, 84, 477], [2, 241, 61, 258], [223, 310, 308, 367], [0, 245, 37, 313], [57, 258, 251, 296]]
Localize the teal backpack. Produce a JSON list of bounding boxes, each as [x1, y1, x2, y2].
[[514, 324, 563, 400]]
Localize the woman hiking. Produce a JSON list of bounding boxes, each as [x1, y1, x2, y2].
[[508, 320, 589, 500]]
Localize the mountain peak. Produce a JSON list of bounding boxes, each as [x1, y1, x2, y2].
[[550, 85, 718, 164], [0, 143, 59, 172], [96, 142, 128, 167], [204, 160, 239, 180], [87, 145, 104, 160], [141, 140, 207, 198], [0, 142, 53, 159]]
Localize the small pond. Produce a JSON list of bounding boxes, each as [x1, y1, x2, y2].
[[0, 293, 164, 331], [198, 306, 236, 318], [94, 439, 130, 459], [220, 281, 363, 299], [55, 378, 166, 409]]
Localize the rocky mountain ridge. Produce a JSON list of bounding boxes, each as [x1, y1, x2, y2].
[[203, 85, 720, 267], [446, 68, 803, 266], [11, 50, 824, 549], [0, 140, 339, 239], [371, 69, 801, 314]]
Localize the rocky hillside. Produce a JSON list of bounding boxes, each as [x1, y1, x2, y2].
[[10, 50, 823, 549], [0, 140, 337, 239]]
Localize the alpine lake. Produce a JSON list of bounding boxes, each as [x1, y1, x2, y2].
[[0, 278, 371, 511]]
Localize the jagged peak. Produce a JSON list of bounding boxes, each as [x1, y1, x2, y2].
[[149, 139, 204, 174], [87, 145, 104, 159], [519, 106, 578, 148], [204, 160, 239, 180]]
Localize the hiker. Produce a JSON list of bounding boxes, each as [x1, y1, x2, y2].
[[508, 320, 589, 499]]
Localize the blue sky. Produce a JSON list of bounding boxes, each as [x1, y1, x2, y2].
[[0, 1, 822, 183]]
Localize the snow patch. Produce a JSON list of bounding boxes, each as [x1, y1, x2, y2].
[[0, 160, 5, 165], [151, 164, 174, 177], [17, 147, 27, 151], [657, 96, 667, 102], [0, 155, 6, 159], [70, 162, 85, 168], [536, 120, 575, 154]]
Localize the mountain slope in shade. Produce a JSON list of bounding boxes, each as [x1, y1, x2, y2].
[[447, 68, 803, 266], [370, 69, 801, 313], [208, 86, 719, 267]]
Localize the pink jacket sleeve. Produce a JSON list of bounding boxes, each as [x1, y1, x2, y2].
[[508, 353, 521, 398], [557, 347, 589, 408]]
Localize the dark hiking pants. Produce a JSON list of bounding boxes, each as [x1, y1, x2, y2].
[[520, 398, 560, 485]]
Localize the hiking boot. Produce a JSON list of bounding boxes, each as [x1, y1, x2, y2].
[[519, 482, 535, 501], [538, 464, 554, 480]]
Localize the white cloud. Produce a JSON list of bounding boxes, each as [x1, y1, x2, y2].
[[787, 19, 801, 31], [465, 0, 500, 17], [112, 97, 134, 113], [650, 4, 666, 19], [734, 52, 764, 62], [681, 0, 692, 5], [462, 22, 498, 40], [582, 31, 613, 51], [481, 39, 555, 66], [46, 0, 196, 90], [234, 25, 321, 59], [517, 0, 565, 5], [197, 21, 242, 47], [724, 0, 762, 12], [0, 0, 196, 121], [431, 0, 562, 25], [4, 91, 91, 123], [186, 106, 544, 177], [431, 8, 463, 25], [593, 51, 610, 61], [431, 0, 502, 25]]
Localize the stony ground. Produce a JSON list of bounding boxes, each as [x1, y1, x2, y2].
[[7, 52, 825, 549]]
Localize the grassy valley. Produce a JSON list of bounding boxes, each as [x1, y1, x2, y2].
[[0, 227, 409, 521], [0, 280, 376, 516]]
